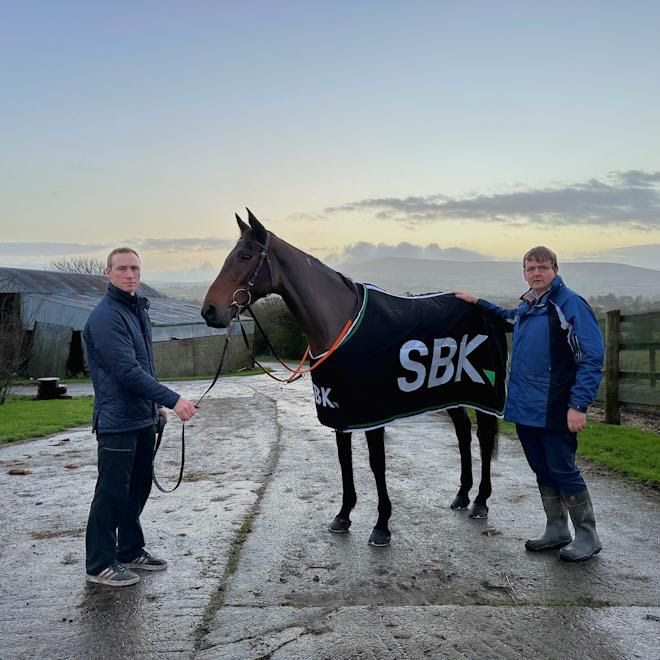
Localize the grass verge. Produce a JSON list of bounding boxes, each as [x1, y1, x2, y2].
[[497, 418, 659, 486], [0, 396, 94, 444], [1, 368, 266, 444]]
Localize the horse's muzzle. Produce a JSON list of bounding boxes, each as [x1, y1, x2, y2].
[[201, 303, 233, 328]]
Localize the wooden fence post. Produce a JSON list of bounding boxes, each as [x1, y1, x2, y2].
[[650, 348, 656, 388], [604, 309, 621, 424]]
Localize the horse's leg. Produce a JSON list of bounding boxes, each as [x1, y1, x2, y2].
[[470, 411, 498, 519], [447, 407, 473, 510], [328, 431, 357, 533], [366, 427, 391, 547]]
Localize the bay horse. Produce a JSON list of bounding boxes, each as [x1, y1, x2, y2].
[[202, 209, 499, 546]]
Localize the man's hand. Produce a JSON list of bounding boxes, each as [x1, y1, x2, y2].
[[452, 291, 478, 304], [567, 408, 587, 433], [173, 396, 197, 421]]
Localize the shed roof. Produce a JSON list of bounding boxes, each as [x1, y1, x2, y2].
[[0, 266, 160, 297], [3, 267, 248, 337], [25, 292, 207, 326]]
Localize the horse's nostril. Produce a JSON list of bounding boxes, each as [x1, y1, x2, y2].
[[202, 303, 216, 320]]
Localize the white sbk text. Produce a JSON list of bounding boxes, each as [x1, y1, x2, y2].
[[397, 334, 488, 392]]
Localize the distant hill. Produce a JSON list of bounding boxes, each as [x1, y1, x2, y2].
[[335, 258, 660, 301], [148, 259, 660, 306], [147, 282, 211, 303]]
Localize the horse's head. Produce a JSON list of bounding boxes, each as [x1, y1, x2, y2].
[[201, 209, 272, 328]]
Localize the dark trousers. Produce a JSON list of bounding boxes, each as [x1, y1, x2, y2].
[[85, 426, 155, 575], [516, 424, 587, 495]]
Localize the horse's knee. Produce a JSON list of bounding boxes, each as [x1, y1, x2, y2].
[[448, 407, 472, 442]]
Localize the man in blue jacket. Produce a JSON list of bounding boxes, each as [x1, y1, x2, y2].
[[83, 247, 197, 586], [455, 246, 604, 562]]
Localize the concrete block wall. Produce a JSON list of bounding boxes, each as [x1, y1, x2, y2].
[[153, 333, 254, 378]]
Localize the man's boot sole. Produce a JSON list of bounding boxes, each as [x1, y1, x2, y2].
[[121, 562, 168, 571], [85, 573, 140, 586], [559, 546, 602, 562], [525, 538, 572, 552]]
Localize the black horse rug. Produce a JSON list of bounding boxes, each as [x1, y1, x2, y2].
[[309, 284, 508, 431]]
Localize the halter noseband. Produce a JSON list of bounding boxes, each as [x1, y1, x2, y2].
[[231, 231, 272, 312]]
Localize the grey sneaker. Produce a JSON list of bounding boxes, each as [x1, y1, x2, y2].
[[86, 561, 139, 587], [122, 550, 168, 571]]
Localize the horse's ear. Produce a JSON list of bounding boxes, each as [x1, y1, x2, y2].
[[236, 213, 250, 235], [246, 208, 268, 244]]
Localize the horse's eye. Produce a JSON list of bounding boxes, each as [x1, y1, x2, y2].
[[238, 253, 252, 262]]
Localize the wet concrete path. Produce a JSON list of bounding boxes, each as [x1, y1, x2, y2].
[[1, 371, 658, 658]]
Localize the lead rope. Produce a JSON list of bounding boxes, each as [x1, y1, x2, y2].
[[152, 229, 358, 491], [237, 305, 352, 383], [152, 317, 236, 493]]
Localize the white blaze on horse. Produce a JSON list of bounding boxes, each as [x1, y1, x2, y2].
[[202, 209, 507, 547]]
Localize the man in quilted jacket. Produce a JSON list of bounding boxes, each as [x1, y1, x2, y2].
[[83, 248, 197, 586]]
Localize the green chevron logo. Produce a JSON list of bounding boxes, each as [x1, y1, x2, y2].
[[483, 369, 496, 386]]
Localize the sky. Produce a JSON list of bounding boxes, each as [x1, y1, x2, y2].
[[2, 0, 660, 281]]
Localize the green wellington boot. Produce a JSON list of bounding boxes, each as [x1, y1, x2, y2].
[[525, 486, 572, 552], [559, 489, 602, 562]]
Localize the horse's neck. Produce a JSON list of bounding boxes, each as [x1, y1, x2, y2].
[[271, 237, 357, 355]]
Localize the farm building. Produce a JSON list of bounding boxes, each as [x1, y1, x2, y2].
[[0, 267, 254, 379]]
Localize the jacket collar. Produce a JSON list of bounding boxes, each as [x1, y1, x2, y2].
[[520, 274, 564, 307], [106, 283, 150, 310]]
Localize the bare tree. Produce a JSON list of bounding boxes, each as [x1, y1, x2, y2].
[[48, 256, 106, 275], [0, 293, 30, 405]]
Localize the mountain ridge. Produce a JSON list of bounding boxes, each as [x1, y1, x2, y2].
[[335, 257, 660, 300], [149, 258, 660, 304]]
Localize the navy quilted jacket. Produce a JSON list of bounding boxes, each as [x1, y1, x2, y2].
[[477, 275, 604, 429], [84, 284, 179, 434]]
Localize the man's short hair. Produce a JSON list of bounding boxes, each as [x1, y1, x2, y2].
[[106, 247, 141, 269], [523, 246, 558, 271]]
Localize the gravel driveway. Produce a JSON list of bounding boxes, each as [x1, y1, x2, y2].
[[1, 371, 658, 659]]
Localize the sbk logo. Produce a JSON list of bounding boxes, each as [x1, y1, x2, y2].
[[397, 333, 490, 392], [313, 384, 337, 408]]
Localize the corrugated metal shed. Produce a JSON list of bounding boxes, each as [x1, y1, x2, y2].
[[21, 292, 250, 341], [0, 266, 160, 297], [1, 266, 253, 339], [0, 267, 255, 377]]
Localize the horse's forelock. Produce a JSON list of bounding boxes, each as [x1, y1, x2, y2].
[[238, 229, 266, 250]]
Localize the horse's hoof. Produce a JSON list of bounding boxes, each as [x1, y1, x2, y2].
[[469, 503, 489, 519], [368, 528, 391, 547], [328, 516, 351, 533], [450, 493, 470, 510]]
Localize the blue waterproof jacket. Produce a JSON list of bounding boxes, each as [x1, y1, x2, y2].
[[84, 284, 180, 434], [477, 275, 604, 429]]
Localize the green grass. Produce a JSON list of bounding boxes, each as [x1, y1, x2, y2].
[[0, 395, 94, 444], [496, 418, 659, 485], [577, 422, 659, 483], [1, 368, 267, 444]]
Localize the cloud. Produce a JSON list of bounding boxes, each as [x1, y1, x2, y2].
[[149, 260, 222, 283], [0, 237, 234, 259], [283, 211, 328, 223], [0, 241, 108, 257], [132, 237, 234, 253], [325, 241, 491, 265], [326, 170, 660, 229]]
